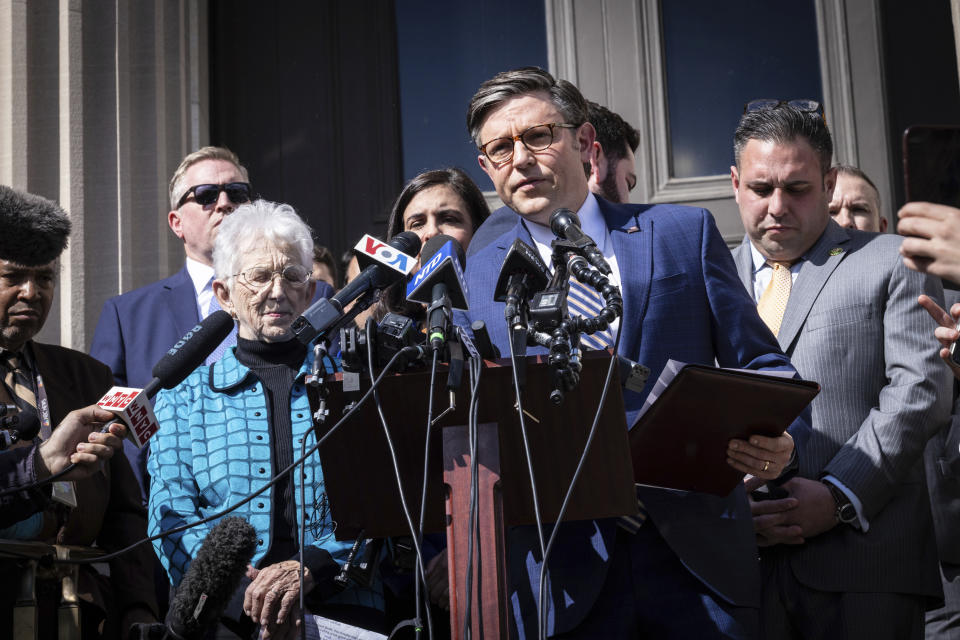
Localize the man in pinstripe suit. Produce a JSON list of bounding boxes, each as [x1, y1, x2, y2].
[[730, 104, 952, 639]]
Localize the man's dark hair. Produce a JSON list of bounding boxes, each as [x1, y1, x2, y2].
[[588, 101, 639, 164], [734, 106, 833, 174], [0, 185, 71, 265], [467, 67, 589, 147], [311, 241, 338, 286]]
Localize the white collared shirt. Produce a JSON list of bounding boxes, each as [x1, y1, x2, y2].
[[523, 192, 622, 337], [185, 257, 216, 319], [748, 242, 803, 302]]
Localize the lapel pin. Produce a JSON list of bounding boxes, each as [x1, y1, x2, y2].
[[829, 247, 844, 256], [625, 226, 640, 234]]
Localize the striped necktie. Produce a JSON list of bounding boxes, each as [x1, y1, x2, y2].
[[757, 261, 794, 336], [567, 276, 614, 350], [3, 352, 37, 414], [205, 288, 237, 365]]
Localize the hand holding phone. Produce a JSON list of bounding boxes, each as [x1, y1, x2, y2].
[[898, 126, 960, 286], [898, 201, 960, 283], [917, 294, 960, 379]]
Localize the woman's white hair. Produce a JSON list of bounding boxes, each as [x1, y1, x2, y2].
[[212, 199, 314, 282]]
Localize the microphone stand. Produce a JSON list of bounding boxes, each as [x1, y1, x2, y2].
[[306, 341, 332, 426], [524, 238, 622, 404]]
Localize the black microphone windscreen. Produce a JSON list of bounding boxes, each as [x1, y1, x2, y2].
[[549, 208, 581, 238], [13, 407, 40, 441], [151, 310, 234, 390], [494, 238, 550, 302], [390, 230, 423, 258], [167, 516, 257, 640], [421, 234, 466, 269]]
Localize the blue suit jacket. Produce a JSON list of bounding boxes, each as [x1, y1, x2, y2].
[[89, 265, 335, 496], [461, 198, 809, 635]]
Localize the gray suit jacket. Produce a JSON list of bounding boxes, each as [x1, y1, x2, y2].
[[732, 220, 950, 598]]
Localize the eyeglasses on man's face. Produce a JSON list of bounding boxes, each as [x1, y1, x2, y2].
[[233, 264, 311, 290], [479, 122, 578, 166], [744, 99, 826, 123], [177, 182, 253, 208]]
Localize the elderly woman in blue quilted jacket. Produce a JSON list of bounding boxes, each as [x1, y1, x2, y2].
[[148, 201, 383, 639]]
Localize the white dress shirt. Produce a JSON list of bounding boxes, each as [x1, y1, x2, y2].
[[522, 192, 622, 337], [185, 257, 217, 318]]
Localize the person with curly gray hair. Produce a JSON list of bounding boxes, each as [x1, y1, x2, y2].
[[148, 200, 384, 640]]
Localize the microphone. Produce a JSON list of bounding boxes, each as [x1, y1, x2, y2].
[[12, 408, 40, 442], [494, 239, 550, 325], [97, 310, 234, 448], [292, 232, 421, 345], [406, 234, 469, 350], [549, 208, 611, 276], [0, 407, 40, 450], [471, 320, 500, 360], [168, 517, 258, 639], [151, 310, 235, 394], [130, 517, 258, 640]]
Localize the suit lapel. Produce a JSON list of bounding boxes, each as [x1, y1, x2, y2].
[[776, 221, 851, 351], [599, 199, 652, 357], [731, 238, 755, 293], [30, 342, 81, 425], [165, 266, 201, 336]]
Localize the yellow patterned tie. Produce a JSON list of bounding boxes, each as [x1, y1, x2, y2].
[[757, 261, 793, 336]]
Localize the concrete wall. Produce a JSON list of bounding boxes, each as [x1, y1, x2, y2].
[[0, 0, 207, 350]]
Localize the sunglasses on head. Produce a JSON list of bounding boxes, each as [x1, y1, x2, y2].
[[743, 99, 826, 123], [177, 182, 253, 208]]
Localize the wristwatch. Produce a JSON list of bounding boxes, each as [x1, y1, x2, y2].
[[823, 481, 858, 525]]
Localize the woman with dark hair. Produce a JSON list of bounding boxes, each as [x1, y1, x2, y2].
[[375, 168, 490, 320]]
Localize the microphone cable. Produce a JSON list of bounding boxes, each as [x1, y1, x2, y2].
[[461, 344, 483, 640], [46, 344, 426, 567], [413, 345, 440, 640], [296, 424, 317, 640], [536, 323, 624, 640], [366, 324, 434, 640], [506, 323, 549, 640]]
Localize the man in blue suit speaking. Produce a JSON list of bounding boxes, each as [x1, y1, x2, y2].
[[460, 67, 807, 638]]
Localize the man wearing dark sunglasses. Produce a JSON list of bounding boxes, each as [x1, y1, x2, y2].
[[88, 145, 252, 618], [91, 146, 253, 489]]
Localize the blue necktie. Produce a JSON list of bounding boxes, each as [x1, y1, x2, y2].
[[567, 276, 614, 350], [205, 290, 237, 365]]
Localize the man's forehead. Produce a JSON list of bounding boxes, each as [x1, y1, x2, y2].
[[836, 175, 877, 200], [0, 258, 58, 273], [740, 138, 823, 177], [184, 158, 243, 181], [479, 92, 562, 137]]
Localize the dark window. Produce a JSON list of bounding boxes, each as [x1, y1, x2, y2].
[[395, 1, 548, 187], [661, 1, 823, 178]]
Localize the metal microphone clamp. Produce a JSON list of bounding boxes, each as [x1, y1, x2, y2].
[[307, 341, 331, 425]]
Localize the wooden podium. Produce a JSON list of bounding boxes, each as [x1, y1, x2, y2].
[[310, 351, 637, 638]]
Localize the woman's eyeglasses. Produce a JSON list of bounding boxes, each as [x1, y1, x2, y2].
[[233, 264, 311, 290]]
